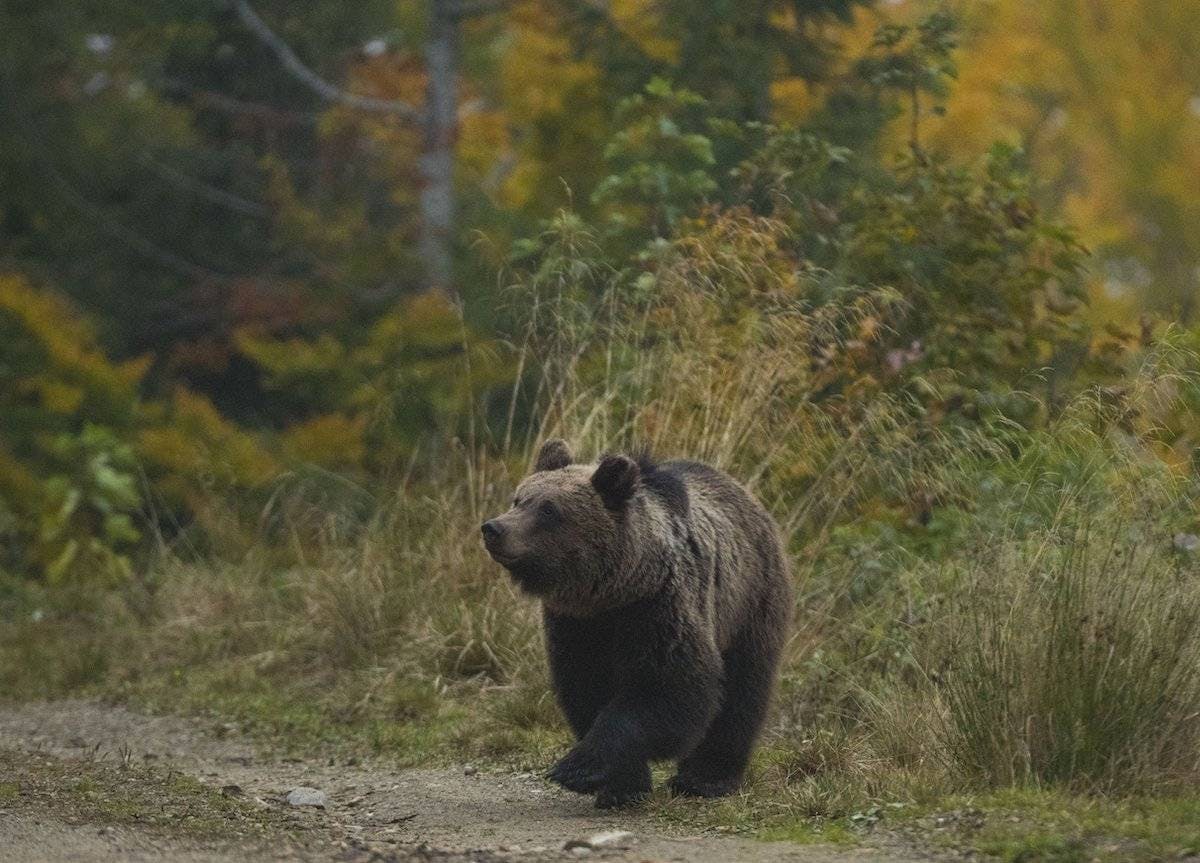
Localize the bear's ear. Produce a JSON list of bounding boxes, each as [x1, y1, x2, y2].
[[533, 438, 574, 472], [591, 454, 639, 510]]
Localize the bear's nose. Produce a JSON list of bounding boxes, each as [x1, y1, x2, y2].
[[481, 520, 504, 542]]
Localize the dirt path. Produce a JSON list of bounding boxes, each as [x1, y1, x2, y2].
[[0, 701, 934, 862]]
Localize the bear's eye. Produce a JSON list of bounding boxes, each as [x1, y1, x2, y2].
[[538, 500, 560, 522]]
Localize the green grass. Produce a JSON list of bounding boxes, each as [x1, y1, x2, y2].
[[6, 601, 1200, 861], [0, 747, 299, 841], [5, 352, 1200, 860], [109, 661, 569, 770], [900, 788, 1200, 862]]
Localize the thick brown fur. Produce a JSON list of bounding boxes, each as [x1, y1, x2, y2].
[[481, 439, 791, 808]]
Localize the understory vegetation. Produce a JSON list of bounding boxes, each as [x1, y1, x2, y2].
[[4, 4, 1200, 860], [8, 157, 1200, 853]]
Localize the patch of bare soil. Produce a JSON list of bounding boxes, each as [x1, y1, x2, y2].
[[0, 701, 934, 862]]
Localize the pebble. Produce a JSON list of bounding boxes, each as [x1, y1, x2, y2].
[[463, 764, 478, 776], [285, 787, 328, 809], [564, 830, 636, 851], [588, 830, 636, 849]]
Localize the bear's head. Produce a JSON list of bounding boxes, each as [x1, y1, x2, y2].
[[480, 439, 640, 602]]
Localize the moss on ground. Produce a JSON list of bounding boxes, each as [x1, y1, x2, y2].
[[0, 748, 300, 842]]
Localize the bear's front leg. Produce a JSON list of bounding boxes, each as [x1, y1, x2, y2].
[[547, 740, 612, 793], [595, 761, 652, 809], [548, 727, 651, 808], [548, 664, 720, 804], [547, 743, 650, 806]]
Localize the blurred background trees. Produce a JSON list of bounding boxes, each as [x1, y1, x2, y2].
[[1, 0, 1196, 581]]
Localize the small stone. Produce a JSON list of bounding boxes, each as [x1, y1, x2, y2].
[[463, 764, 478, 776], [1175, 533, 1200, 553], [285, 787, 328, 809], [587, 830, 635, 849], [569, 848, 592, 858]]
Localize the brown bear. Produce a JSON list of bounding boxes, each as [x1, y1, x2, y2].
[[481, 439, 791, 808]]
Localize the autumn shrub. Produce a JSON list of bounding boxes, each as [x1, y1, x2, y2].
[[0, 274, 146, 583], [850, 369, 1200, 793], [932, 521, 1200, 792], [235, 291, 514, 476]]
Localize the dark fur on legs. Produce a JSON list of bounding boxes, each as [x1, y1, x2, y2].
[[669, 589, 788, 797]]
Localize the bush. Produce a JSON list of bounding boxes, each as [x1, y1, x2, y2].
[[928, 522, 1200, 792], [0, 274, 146, 583]]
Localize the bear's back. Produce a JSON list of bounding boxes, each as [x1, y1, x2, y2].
[[642, 457, 788, 649]]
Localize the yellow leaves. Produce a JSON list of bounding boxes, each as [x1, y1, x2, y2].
[[459, 106, 510, 192], [611, 0, 676, 63], [281, 413, 367, 472], [0, 274, 143, 427], [236, 330, 346, 382], [364, 290, 464, 355], [138, 389, 279, 504], [501, 20, 599, 118], [912, 0, 1200, 311], [0, 274, 91, 361], [235, 291, 515, 468], [771, 78, 819, 125], [497, 7, 608, 209], [36, 381, 85, 415]]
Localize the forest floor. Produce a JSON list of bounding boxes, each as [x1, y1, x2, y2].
[[0, 700, 945, 863]]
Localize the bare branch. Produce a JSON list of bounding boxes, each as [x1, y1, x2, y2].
[[157, 77, 319, 127], [40, 158, 220, 281], [230, 0, 424, 123], [480, 149, 518, 194], [139, 152, 272, 219]]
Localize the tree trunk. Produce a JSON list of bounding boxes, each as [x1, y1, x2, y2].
[[419, 0, 460, 298]]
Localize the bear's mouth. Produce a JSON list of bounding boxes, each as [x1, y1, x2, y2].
[[483, 542, 522, 568], [491, 555, 548, 594], [487, 549, 520, 566]]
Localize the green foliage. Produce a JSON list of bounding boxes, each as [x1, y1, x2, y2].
[[835, 142, 1091, 401], [0, 274, 145, 583], [659, 0, 874, 122], [591, 78, 719, 243], [238, 291, 514, 472], [524, 103, 1095, 430], [857, 11, 959, 150], [38, 425, 143, 585]]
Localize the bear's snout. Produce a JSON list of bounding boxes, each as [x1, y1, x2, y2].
[[481, 518, 517, 563]]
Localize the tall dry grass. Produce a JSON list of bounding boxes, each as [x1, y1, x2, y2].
[[863, 380, 1200, 795], [43, 210, 1200, 795]]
